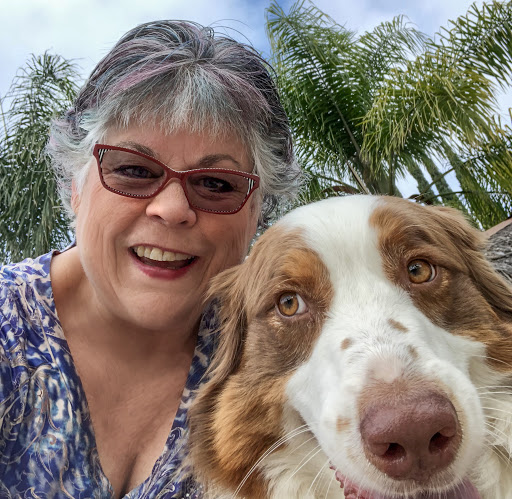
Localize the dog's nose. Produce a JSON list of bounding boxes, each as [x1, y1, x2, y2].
[[360, 392, 461, 481]]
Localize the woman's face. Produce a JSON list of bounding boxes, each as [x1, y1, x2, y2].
[[72, 125, 260, 333]]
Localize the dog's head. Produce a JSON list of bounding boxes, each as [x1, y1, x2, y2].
[[188, 195, 512, 498]]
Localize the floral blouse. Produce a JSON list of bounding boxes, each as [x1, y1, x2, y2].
[[0, 252, 216, 498]]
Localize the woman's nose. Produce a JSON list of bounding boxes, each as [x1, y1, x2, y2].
[[145, 179, 197, 226]]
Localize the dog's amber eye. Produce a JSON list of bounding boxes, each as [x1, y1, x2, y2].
[[407, 259, 436, 284], [277, 292, 307, 317]]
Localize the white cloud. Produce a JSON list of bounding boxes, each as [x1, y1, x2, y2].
[[1, 0, 270, 97], [311, 0, 482, 36], [2, 0, 483, 98]]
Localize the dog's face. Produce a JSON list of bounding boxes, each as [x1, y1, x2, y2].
[[188, 195, 512, 499]]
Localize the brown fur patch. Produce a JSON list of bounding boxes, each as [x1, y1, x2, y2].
[[407, 345, 419, 360], [337, 417, 350, 433], [341, 338, 352, 350], [188, 226, 334, 496], [370, 197, 512, 372], [388, 319, 408, 333]]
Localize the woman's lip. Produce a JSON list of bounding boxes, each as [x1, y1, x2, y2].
[[129, 248, 199, 280]]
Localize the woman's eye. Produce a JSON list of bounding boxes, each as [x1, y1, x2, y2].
[[407, 259, 436, 284], [199, 177, 234, 193], [115, 165, 157, 179], [276, 292, 308, 317]]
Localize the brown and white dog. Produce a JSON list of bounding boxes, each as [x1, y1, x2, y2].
[[188, 195, 512, 499]]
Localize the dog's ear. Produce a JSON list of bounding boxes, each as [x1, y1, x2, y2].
[[431, 205, 512, 320], [205, 261, 250, 384], [187, 260, 252, 485]]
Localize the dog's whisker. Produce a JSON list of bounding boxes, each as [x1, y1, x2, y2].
[[289, 444, 323, 479], [482, 406, 512, 422], [483, 423, 512, 445], [485, 418, 509, 432], [232, 425, 312, 497], [289, 433, 322, 455], [306, 456, 331, 496], [484, 426, 512, 447], [484, 425, 511, 447], [476, 385, 512, 391], [480, 405, 512, 417], [478, 392, 512, 398], [472, 353, 512, 370], [287, 446, 324, 488], [322, 465, 337, 499], [495, 448, 512, 468], [482, 423, 511, 448], [483, 441, 512, 469], [485, 417, 510, 435]]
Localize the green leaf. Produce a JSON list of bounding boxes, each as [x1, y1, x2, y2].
[[0, 52, 81, 263]]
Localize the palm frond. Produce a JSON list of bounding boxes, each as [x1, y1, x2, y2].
[[436, 1, 512, 89], [267, 0, 512, 227], [0, 52, 81, 263]]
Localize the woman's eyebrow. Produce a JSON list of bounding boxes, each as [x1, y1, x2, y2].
[[113, 143, 243, 169], [197, 154, 242, 169], [116, 141, 156, 158]]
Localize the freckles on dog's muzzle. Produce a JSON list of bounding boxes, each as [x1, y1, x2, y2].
[[324, 342, 484, 499]]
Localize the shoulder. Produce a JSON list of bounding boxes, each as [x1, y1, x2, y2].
[[0, 252, 59, 396], [0, 252, 53, 308], [0, 252, 56, 328]]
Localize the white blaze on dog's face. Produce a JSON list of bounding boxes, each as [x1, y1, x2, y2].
[[188, 195, 512, 499]]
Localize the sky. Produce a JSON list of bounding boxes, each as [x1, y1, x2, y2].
[[2, 0, 492, 99], [2, 0, 509, 197]]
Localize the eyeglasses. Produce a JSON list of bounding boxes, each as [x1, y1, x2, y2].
[[93, 144, 260, 215]]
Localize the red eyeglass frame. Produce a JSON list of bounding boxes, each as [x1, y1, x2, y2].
[[93, 144, 260, 214]]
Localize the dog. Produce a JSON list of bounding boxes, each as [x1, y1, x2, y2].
[[187, 195, 512, 498]]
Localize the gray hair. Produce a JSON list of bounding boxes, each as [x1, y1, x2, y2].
[[48, 20, 300, 226]]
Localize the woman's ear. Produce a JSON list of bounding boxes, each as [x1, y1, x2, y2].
[[71, 180, 80, 215]]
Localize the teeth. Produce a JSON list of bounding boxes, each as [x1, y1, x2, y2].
[[149, 248, 163, 261], [133, 245, 193, 262]]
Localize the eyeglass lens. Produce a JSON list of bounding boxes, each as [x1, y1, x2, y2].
[[97, 148, 255, 213]]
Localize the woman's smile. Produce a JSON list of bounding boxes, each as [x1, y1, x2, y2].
[[129, 247, 200, 280], [131, 245, 196, 270]]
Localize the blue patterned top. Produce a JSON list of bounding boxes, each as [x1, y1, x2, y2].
[[0, 251, 216, 498]]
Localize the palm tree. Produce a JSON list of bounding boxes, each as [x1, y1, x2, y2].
[[266, 0, 512, 228], [0, 53, 80, 263]]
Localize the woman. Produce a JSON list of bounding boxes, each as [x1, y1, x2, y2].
[[0, 21, 299, 498]]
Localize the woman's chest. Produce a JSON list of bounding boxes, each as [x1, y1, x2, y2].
[[86, 385, 183, 497], [0, 353, 190, 498]]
